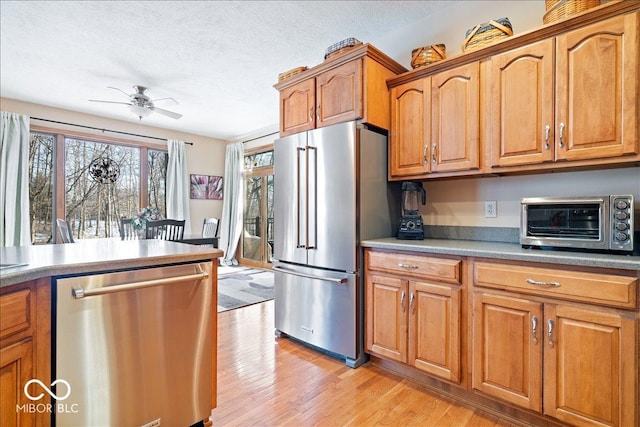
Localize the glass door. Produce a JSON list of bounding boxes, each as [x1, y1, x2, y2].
[[239, 148, 274, 268]]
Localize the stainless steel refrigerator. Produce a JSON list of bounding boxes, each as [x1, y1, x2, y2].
[[273, 120, 392, 368]]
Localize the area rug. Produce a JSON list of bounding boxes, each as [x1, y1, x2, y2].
[[217, 266, 274, 312]]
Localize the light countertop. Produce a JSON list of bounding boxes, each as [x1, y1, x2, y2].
[[362, 238, 640, 271], [0, 238, 223, 288]]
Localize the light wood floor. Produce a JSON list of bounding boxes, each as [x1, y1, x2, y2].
[[210, 300, 519, 427]]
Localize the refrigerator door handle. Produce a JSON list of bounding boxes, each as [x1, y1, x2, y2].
[[307, 145, 317, 250], [273, 266, 348, 284], [296, 146, 306, 249]]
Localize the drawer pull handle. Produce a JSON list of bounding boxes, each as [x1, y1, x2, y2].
[[531, 316, 538, 345], [548, 319, 554, 348], [409, 292, 415, 314], [401, 291, 406, 313], [526, 278, 560, 288], [423, 145, 428, 165], [398, 263, 418, 269], [558, 122, 565, 148]]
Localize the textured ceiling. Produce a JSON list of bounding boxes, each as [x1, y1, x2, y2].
[[1, 1, 461, 140]]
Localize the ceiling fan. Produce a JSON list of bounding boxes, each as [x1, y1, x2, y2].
[[89, 85, 182, 120]]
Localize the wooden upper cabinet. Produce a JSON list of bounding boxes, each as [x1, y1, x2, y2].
[[316, 60, 362, 128], [279, 78, 315, 136], [489, 39, 555, 167], [389, 78, 430, 178], [431, 62, 480, 172], [555, 12, 639, 161], [275, 44, 407, 137]]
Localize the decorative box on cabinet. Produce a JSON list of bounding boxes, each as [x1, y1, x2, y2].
[[488, 12, 639, 169], [472, 260, 638, 427], [365, 249, 463, 383], [275, 44, 407, 137]]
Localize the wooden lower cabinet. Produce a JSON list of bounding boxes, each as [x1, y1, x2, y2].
[[473, 288, 637, 426], [365, 250, 462, 384], [0, 279, 51, 427]]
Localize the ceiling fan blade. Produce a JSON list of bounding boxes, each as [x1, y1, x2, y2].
[[88, 99, 131, 105], [152, 97, 179, 105], [152, 107, 182, 119], [107, 86, 132, 98]]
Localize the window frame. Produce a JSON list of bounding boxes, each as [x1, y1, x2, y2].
[[30, 125, 167, 243]]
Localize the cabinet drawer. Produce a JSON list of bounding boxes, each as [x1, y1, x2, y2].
[[0, 288, 33, 340], [367, 251, 461, 284], [474, 262, 637, 308]]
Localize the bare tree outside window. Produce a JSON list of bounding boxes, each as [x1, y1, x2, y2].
[[65, 138, 140, 239], [148, 149, 167, 217], [29, 132, 55, 244]]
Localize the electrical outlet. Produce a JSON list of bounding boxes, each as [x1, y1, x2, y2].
[[485, 201, 497, 218]]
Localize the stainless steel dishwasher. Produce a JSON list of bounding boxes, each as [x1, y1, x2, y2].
[[54, 262, 213, 427]]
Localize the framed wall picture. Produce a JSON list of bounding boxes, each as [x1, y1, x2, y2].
[[190, 174, 223, 200]]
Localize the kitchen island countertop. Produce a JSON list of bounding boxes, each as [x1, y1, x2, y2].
[[0, 238, 223, 288], [362, 238, 640, 271]]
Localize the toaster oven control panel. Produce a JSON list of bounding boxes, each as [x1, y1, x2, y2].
[[611, 195, 634, 250]]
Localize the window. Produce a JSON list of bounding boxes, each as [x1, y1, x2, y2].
[[28, 130, 167, 243], [29, 132, 55, 244]]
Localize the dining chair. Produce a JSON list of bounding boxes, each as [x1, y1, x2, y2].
[[145, 219, 185, 241], [56, 218, 74, 243], [119, 217, 138, 240], [202, 217, 220, 238]]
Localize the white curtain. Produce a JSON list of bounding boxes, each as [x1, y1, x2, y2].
[[218, 142, 244, 265], [0, 112, 31, 247], [166, 139, 191, 234]]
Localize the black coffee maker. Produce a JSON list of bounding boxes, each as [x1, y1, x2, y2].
[[397, 181, 426, 240]]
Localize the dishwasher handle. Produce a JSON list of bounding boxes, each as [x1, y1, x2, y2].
[[72, 271, 209, 299], [273, 266, 348, 284]]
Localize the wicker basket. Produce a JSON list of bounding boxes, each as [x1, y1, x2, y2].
[[324, 38, 363, 60], [411, 44, 446, 69], [278, 66, 308, 83], [543, 0, 601, 24], [462, 18, 513, 52]]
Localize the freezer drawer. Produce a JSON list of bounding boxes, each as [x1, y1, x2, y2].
[[274, 263, 357, 360]]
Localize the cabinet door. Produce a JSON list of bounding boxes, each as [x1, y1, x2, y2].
[[544, 304, 637, 427], [489, 39, 555, 167], [316, 60, 362, 128], [472, 292, 543, 411], [555, 12, 639, 161], [431, 62, 480, 172], [366, 274, 407, 363], [389, 78, 430, 178], [0, 339, 34, 427], [279, 78, 315, 137], [409, 281, 461, 383]]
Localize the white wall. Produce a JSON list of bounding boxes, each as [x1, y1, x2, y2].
[[421, 168, 640, 228], [1, 98, 226, 232]]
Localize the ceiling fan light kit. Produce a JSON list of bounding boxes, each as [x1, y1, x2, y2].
[[89, 85, 182, 121]]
